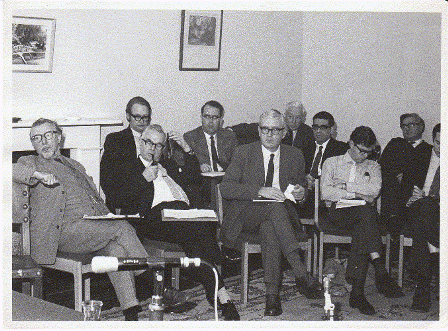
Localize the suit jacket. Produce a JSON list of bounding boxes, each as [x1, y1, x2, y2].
[[282, 123, 314, 154], [302, 138, 349, 174], [13, 155, 102, 264], [379, 137, 432, 219], [220, 141, 307, 244], [184, 126, 238, 171], [100, 126, 150, 212]]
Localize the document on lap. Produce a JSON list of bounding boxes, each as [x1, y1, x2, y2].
[[201, 171, 225, 177], [162, 209, 218, 221], [335, 199, 366, 209], [83, 213, 141, 220], [253, 184, 296, 203]]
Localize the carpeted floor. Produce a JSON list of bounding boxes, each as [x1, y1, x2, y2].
[[101, 259, 440, 322]]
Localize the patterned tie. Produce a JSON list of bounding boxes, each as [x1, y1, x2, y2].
[[264, 153, 275, 187], [310, 146, 323, 178], [210, 135, 219, 171]]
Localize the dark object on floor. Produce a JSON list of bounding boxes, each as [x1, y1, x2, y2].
[[376, 273, 404, 298], [349, 293, 376, 316], [264, 294, 282, 316], [410, 284, 431, 313], [162, 287, 190, 308], [123, 305, 142, 321], [12, 117, 21, 123], [220, 301, 240, 320], [295, 274, 324, 299]]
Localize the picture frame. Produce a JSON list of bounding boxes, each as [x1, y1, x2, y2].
[[179, 10, 223, 71], [12, 16, 56, 73]]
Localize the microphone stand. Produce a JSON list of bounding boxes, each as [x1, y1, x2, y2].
[[148, 269, 165, 321]]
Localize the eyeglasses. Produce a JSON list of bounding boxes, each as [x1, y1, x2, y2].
[[355, 144, 374, 156], [312, 124, 331, 131], [129, 113, 151, 123], [202, 114, 222, 121], [259, 126, 284, 135], [30, 131, 59, 143], [141, 138, 165, 150], [400, 122, 421, 129]]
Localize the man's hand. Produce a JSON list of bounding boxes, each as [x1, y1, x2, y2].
[[291, 184, 306, 201], [258, 187, 286, 201], [32, 171, 59, 186], [168, 131, 192, 153], [142, 165, 158, 182], [406, 185, 424, 206], [355, 192, 375, 204], [200, 163, 212, 173], [305, 174, 315, 190]]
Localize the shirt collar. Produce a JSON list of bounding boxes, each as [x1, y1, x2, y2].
[[410, 138, 423, 147], [343, 151, 356, 164], [139, 154, 154, 167], [261, 144, 280, 158], [315, 138, 330, 149]]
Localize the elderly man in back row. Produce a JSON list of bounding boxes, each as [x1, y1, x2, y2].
[[282, 101, 314, 154], [13, 118, 149, 321], [220, 109, 323, 317], [320, 126, 404, 316]]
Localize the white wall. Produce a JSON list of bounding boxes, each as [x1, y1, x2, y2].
[[302, 11, 441, 147], [11, 9, 303, 138]]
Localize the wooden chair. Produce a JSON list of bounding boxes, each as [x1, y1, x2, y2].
[[398, 234, 412, 287], [216, 184, 312, 306], [314, 179, 390, 283], [12, 182, 43, 298]]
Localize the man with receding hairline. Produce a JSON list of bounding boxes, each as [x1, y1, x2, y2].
[[282, 101, 314, 153]]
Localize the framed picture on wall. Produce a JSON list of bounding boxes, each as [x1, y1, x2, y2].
[[179, 10, 223, 71], [12, 16, 56, 73]]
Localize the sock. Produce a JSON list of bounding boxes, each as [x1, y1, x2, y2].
[[217, 287, 231, 304], [122, 305, 141, 321], [371, 257, 387, 277], [286, 248, 307, 280]]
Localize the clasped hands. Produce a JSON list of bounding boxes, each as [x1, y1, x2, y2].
[[258, 184, 305, 202], [142, 163, 168, 182], [33, 171, 59, 186], [333, 181, 375, 204]]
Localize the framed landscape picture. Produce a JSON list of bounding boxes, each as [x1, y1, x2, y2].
[[179, 10, 223, 71], [12, 16, 56, 73]]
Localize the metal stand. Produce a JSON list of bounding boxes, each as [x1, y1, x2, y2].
[[148, 269, 165, 321], [323, 274, 335, 321]]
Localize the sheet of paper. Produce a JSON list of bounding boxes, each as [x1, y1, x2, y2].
[[201, 171, 225, 177], [335, 199, 366, 209], [284, 184, 296, 202], [163, 209, 217, 219], [83, 213, 141, 220]]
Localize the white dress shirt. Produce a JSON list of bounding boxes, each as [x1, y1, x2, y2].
[[261, 145, 281, 190]]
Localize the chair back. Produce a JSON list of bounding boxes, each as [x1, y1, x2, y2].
[[215, 183, 224, 225], [12, 182, 31, 255]]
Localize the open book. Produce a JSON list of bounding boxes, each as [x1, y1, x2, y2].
[[335, 199, 366, 209]]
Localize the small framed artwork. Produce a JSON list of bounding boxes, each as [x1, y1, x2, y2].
[[179, 10, 223, 71], [12, 16, 56, 73]]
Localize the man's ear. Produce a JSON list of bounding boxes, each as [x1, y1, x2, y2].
[[219, 118, 224, 128], [125, 112, 131, 122], [281, 128, 288, 139]]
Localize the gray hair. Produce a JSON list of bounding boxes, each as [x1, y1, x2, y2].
[[143, 124, 167, 143], [285, 101, 305, 113], [259, 109, 285, 128], [30, 118, 62, 135]]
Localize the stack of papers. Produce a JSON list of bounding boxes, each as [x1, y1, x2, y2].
[[335, 199, 366, 209], [162, 209, 217, 220]]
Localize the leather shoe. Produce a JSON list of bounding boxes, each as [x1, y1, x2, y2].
[[375, 274, 404, 298], [162, 287, 190, 307], [220, 301, 240, 320], [349, 293, 376, 315], [296, 275, 324, 299], [264, 294, 282, 316], [410, 284, 431, 313]]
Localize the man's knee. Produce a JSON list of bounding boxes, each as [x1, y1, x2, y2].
[[268, 202, 290, 222]]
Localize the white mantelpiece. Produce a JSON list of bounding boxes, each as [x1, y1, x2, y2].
[[12, 118, 123, 191]]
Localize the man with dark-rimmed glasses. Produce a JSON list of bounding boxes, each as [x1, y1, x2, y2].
[[320, 126, 404, 316]]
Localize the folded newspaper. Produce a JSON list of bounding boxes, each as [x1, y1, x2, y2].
[[163, 209, 217, 219], [335, 199, 366, 209]]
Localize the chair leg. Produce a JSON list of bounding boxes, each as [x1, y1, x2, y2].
[[313, 232, 318, 277], [84, 277, 91, 302], [306, 238, 312, 273], [385, 233, 391, 273], [31, 276, 43, 299], [240, 243, 249, 307], [335, 246, 339, 260], [73, 264, 83, 312], [319, 233, 324, 283], [172, 267, 180, 290], [398, 235, 404, 288]]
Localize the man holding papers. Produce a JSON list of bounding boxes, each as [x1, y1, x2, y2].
[[320, 126, 404, 316], [116, 124, 239, 320], [221, 109, 323, 317]]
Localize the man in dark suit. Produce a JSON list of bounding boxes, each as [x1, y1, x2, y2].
[[406, 123, 440, 313], [220, 109, 323, 317], [379, 113, 433, 236], [282, 101, 314, 154], [13, 118, 149, 321], [183, 100, 238, 173], [299, 111, 348, 217], [105, 123, 239, 320]]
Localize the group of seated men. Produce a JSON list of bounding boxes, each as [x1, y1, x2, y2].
[[13, 95, 439, 320]]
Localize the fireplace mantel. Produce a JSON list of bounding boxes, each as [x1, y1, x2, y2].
[[12, 117, 123, 191]]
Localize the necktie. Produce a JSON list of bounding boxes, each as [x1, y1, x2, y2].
[[310, 146, 323, 178], [210, 135, 219, 171], [264, 153, 275, 187]]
